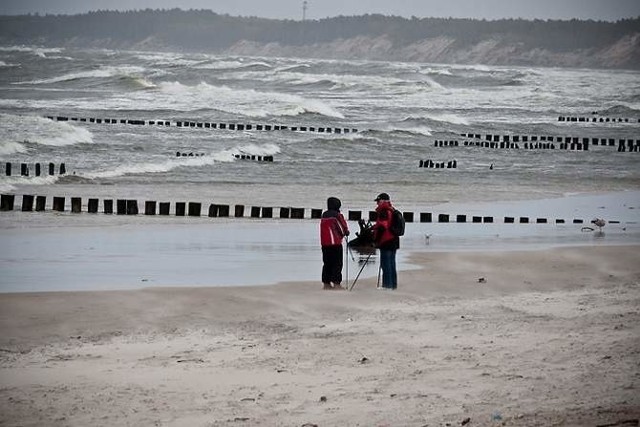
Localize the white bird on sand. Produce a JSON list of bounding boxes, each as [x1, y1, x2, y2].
[[591, 218, 606, 231]]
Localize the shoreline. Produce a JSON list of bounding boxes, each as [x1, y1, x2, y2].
[[1, 244, 639, 426], [1, 189, 639, 293]]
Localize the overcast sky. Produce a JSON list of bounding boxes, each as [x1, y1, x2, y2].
[[1, 0, 639, 21]]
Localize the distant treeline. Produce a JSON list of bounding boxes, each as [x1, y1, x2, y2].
[[1, 9, 639, 67]]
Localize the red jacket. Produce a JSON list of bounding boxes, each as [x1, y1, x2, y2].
[[320, 210, 349, 247], [373, 200, 400, 249]]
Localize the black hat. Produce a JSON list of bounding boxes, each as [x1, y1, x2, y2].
[[374, 192, 390, 202]]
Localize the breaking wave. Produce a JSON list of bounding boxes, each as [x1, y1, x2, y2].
[[0, 141, 28, 156], [235, 143, 281, 157], [0, 175, 59, 193], [80, 146, 252, 180], [276, 64, 312, 73], [0, 114, 94, 147], [402, 114, 470, 126], [18, 65, 147, 85], [0, 46, 64, 58], [156, 81, 345, 118]]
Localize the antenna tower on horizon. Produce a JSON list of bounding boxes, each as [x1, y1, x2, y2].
[[302, 1, 308, 22]]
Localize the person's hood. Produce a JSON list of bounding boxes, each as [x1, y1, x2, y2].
[[327, 197, 341, 211]]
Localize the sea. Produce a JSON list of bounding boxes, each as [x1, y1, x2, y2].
[[1, 46, 639, 292]]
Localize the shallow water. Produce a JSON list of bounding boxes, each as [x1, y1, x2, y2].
[[1, 191, 638, 293]]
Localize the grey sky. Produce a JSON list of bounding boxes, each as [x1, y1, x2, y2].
[[1, 0, 639, 21]]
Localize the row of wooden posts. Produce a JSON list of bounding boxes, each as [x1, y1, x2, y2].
[[460, 133, 640, 146], [45, 115, 637, 151], [234, 154, 275, 162], [451, 135, 640, 152], [419, 159, 457, 168], [4, 162, 66, 176], [437, 140, 592, 151], [174, 152, 275, 162], [558, 116, 638, 123], [47, 116, 358, 134], [0, 194, 621, 225]]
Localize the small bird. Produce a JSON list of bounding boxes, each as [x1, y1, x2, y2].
[[591, 218, 606, 231]]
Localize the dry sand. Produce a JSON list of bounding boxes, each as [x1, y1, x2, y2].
[[1, 245, 639, 427]]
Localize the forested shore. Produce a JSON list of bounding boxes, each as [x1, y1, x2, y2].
[[1, 9, 638, 68]]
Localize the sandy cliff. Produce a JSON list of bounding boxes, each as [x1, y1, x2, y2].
[[225, 33, 640, 69]]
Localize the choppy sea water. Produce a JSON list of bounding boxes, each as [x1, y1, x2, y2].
[[1, 46, 639, 209], [0, 46, 639, 292]]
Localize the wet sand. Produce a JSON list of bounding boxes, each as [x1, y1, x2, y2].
[[1, 245, 639, 426]]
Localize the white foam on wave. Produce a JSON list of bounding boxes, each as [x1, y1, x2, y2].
[[131, 76, 157, 89], [420, 75, 444, 90], [278, 73, 353, 90], [376, 125, 433, 137], [41, 123, 93, 147], [283, 71, 407, 91], [0, 46, 64, 56], [400, 127, 433, 137], [420, 67, 453, 76], [0, 175, 59, 193], [0, 141, 28, 155], [0, 114, 93, 147], [156, 81, 345, 118], [194, 60, 245, 70], [618, 100, 640, 111], [342, 132, 378, 142], [141, 55, 206, 68], [18, 65, 147, 85], [403, 112, 469, 126], [276, 98, 345, 118], [451, 64, 492, 72], [198, 59, 272, 72], [428, 113, 470, 126], [82, 150, 236, 180], [236, 143, 281, 157]]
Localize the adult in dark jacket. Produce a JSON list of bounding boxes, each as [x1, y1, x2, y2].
[[320, 197, 350, 290], [372, 193, 399, 289]]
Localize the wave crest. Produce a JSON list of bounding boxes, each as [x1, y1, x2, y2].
[[0, 114, 94, 147], [18, 65, 147, 85], [0, 141, 28, 155], [157, 81, 344, 119], [236, 143, 281, 157]]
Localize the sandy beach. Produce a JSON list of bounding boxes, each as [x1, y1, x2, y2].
[[1, 245, 639, 426], [2, 30, 640, 427]]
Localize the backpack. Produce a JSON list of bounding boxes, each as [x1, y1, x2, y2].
[[390, 209, 405, 237]]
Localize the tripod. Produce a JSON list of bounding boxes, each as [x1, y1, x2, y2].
[[348, 251, 374, 291]]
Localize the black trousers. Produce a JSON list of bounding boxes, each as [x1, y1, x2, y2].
[[322, 245, 343, 284]]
